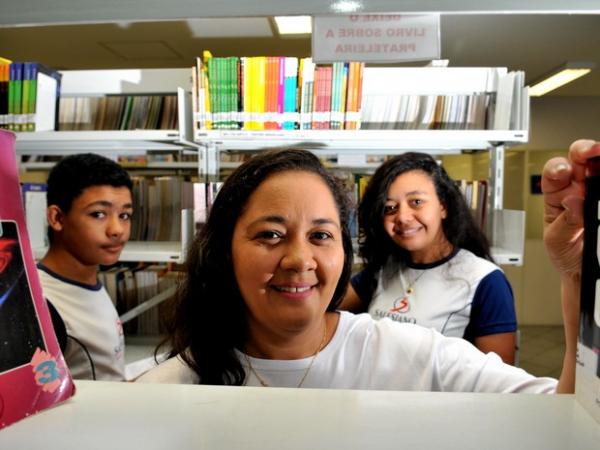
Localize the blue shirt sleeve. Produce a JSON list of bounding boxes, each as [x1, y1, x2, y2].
[[464, 269, 517, 341]]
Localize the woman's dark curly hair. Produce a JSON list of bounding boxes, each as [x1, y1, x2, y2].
[[357, 152, 492, 301], [160, 148, 354, 385]]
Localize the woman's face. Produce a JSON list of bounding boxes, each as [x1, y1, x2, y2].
[[382, 170, 450, 263], [231, 171, 344, 337]]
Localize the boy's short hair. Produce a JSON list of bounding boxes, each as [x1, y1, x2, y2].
[[47, 153, 132, 213]]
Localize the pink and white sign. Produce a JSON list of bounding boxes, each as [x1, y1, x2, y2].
[[312, 14, 440, 63]]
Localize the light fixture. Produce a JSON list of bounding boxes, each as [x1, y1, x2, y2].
[[273, 16, 312, 35], [330, 1, 363, 13], [529, 62, 595, 97]]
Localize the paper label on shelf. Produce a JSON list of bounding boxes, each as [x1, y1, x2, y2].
[[312, 14, 440, 63]]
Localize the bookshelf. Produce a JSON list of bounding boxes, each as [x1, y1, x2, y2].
[[193, 65, 528, 265], [15, 68, 201, 264], [12, 64, 527, 266]]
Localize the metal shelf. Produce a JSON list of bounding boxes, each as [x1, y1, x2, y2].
[[196, 129, 529, 152], [15, 130, 190, 154], [490, 247, 523, 266], [33, 241, 185, 263]]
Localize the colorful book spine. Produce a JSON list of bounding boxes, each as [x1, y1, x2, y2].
[[193, 53, 367, 131], [277, 56, 285, 130], [25, 63, 38, 131], [0, 62, 10, 129], [283, 57, 298, 130]]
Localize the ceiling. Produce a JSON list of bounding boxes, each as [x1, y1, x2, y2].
[[1, 13, 600, 96]]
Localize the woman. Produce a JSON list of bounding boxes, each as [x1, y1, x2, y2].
[[340, 153, 517, 363], [138, 144, 588, 394]]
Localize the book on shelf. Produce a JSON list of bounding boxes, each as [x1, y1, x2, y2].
[[193, 181, 223, 228], [130, 175, 193, 242], [457, 179, 488, 230], [99, 264, 181, 337], [58, 94, 178, 131], [0, 61, 9, 130], [1, 61, 61, 132], [21, 183, 48, 252], [0, 130, 75, 430], [193, 53, 365, 132]]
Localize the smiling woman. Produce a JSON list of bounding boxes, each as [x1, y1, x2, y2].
[[137, 145, 587, 395], [232, 171, 345, 355], [339, 152, 518, 365]]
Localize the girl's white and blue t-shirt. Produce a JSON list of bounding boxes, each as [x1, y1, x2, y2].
[[350, 249, 517, 341]]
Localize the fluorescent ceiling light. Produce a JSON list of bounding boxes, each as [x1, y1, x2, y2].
[[331, 1, 363, 13], [529, 62, 595, 97], [274, 16, 312, 35]]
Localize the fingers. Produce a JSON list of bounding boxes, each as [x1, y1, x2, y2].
[[568, 139, 600, 182], [562, 195, 584, 227], [542, 140, 600, 225], [541, 157, 571, 195]]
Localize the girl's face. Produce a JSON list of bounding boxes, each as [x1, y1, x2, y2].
[[382, 170, 451, 263], [231, 171, 345, 340]]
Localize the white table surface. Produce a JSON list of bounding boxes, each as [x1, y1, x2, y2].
[[1, 380, 599, 449]]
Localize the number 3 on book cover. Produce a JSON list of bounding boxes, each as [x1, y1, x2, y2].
[[0, 130, 75, 429]]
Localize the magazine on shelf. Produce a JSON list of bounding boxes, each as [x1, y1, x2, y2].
[[0, 130, 75, 429]]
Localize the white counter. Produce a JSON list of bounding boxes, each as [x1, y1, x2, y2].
[[1, 380, 599, 449]]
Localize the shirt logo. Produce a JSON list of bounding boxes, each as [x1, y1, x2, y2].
[[390, 296, 410, 313]]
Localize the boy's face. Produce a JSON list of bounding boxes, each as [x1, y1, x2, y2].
[[51, 185, 133, 267]]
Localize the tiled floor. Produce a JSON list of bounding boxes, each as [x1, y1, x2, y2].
[[518, 325, 565, 379]]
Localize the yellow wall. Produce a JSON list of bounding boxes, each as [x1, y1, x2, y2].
[[442, 147, 569, 325]]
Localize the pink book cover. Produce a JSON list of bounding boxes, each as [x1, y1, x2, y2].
[[0, 130, 75, 429], [277, 56, 285, 130]]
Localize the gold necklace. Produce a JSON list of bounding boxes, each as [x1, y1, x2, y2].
[[390, 270, 426, 313], [243, 321, 328, 388], [403, 269, 426, 295]]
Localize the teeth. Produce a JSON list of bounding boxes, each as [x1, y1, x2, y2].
[[277, 286, 311, 293], [397, 228, 418, 236]]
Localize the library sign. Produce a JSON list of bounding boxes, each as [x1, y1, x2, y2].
[[312, 14, 440, 63]]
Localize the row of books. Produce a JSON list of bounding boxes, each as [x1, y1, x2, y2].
[[130, 176, 193, 242], [117, 153, 197, 167], [0, 59, 62, 132], [361, 93, 493, 130], [193, 54, 365, 131], [129, 176, 224, 242], [20, 172, 224, 250], [458, 179, 488, 230], [58, 95, 179, 131], [99, 264, 180, 336]]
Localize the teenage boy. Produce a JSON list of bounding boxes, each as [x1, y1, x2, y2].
[[37, 153, 133, 381]]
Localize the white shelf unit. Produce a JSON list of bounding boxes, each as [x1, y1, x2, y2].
[[16, 68, 201, 264], [15, 68, 199, 154], [193, 66, 528, 265]]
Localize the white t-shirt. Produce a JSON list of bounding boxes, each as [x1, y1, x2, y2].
[[352, 249, 516, 341], [138, 311, 556, 393], [37, 265, 125, 381]]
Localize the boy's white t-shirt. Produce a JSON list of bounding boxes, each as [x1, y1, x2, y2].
[[138, 311, 557, 393], [37, 265, 125, 381]]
